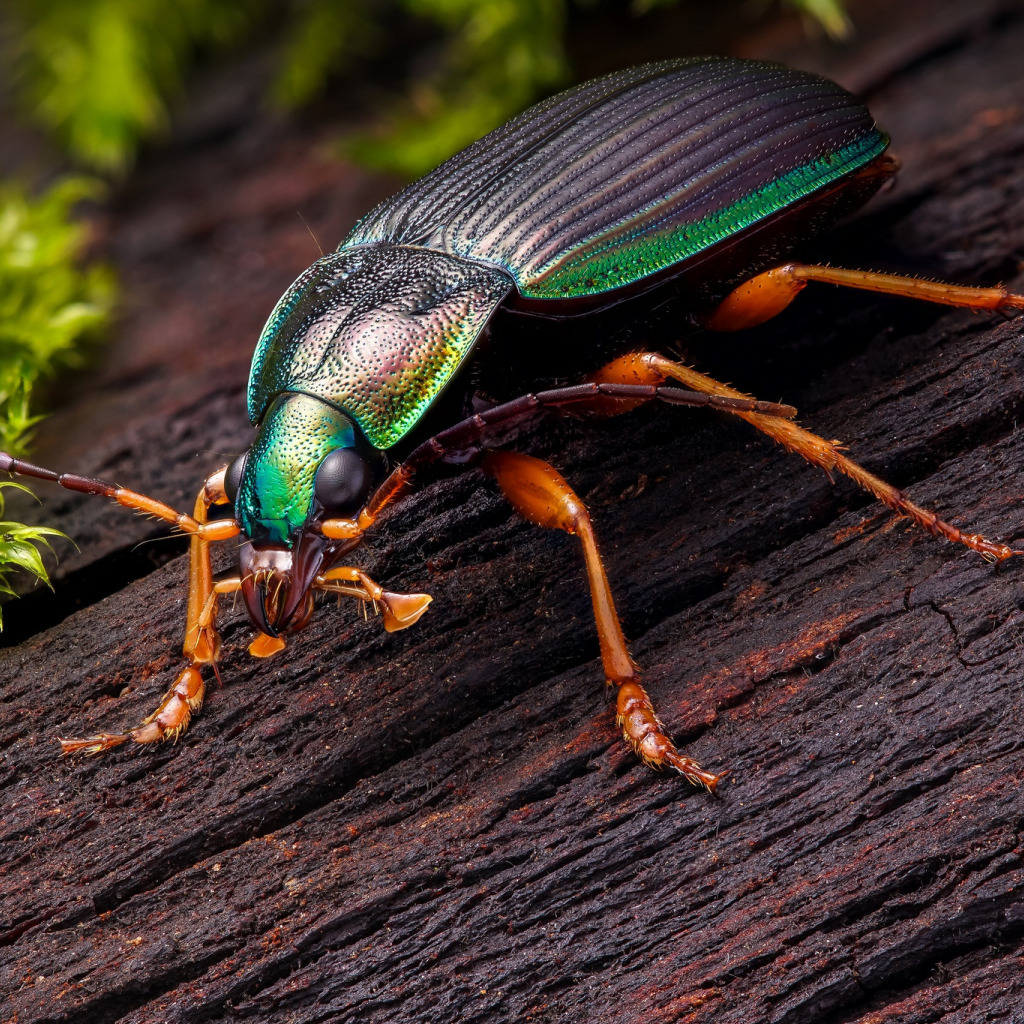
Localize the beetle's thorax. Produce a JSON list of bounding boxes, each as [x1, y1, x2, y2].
[[247, 244, 513, 449]]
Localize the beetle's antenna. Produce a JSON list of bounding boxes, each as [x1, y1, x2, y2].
[[297, 212, 324, 257], [130, 534, 188, 552]]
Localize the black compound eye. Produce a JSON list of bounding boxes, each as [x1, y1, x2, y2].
[[314, 447, 372, 518], [224, 452, 248, 505]]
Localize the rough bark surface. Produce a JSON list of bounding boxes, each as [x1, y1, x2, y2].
[[3, 2, 1024, 1022]]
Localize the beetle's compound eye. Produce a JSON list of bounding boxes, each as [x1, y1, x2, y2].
[[314, 447, 372, 519], [224, 452, 248, 505]]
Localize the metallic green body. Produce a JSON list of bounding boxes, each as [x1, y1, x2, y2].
[[239, 57, 890, 548], [236, 393, 357, 545], [247, 245, 512, 451]]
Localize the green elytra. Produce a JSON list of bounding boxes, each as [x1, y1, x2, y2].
[[238, 58, 889, 545], [516, 132, 888, 299]]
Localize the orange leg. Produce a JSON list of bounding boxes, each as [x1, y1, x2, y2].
[[244, 567, 433, 655], [590, 352, 1019, 563], [315, 567, 433, 633], [482, 448, 721, 791], [59, 469, 241, 754], [701, 263, 1024, 332]]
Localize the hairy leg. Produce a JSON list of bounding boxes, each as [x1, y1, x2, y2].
[[482, 448, 721, 791]]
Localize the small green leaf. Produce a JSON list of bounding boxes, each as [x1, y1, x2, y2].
[[0, 484, 70, 629]]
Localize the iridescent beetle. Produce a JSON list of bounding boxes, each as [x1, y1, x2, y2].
[[3, 58, 1022, 788]]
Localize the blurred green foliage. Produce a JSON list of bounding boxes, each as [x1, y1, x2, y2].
[[0, 177, 114, 454], [10, 0, 255, 172], [7, 0, 851, 177], [785, 0, 850, 39], [346, 0, 568, 176], [0, 178, 113, 613]]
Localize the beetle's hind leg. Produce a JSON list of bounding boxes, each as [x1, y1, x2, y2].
[[482, 448, 721, 791], [701, 263, 1024, 332], [59, 470, 241, 755], [59, 666, 209, 756], [590, 352, 1019, 563]]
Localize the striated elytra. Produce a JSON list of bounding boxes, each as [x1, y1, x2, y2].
[[3, 57, 1022, 788], [252, 58, 890, 452]]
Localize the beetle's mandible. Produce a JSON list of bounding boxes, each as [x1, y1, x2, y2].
[[4, 57, 1023, 789]]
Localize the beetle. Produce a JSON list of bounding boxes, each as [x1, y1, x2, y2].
[[2, 57, 1022, 788]]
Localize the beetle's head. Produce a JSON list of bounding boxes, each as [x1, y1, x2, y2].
[[226, 392, 380, 636]]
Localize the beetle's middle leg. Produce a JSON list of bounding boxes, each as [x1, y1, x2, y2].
[[481, 448, 721, 791], [59, 470, 242, 754], [589, 352, 1019, 562]]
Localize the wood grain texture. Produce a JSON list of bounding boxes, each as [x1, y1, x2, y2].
[[2, 2, 1024, 1021]]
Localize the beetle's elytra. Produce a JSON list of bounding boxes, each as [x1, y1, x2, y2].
[[3, 57, 1022, 788]]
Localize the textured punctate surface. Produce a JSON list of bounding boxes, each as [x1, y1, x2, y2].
[[247, 245, 512, 448], [348, 57, 888, 300]]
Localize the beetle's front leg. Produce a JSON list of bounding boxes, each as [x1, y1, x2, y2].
[[315, 567, 432, 633], [59, 471, 240, 754], [481, 449, 721, 791]]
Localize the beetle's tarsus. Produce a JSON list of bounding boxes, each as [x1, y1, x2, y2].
[[314, 567, 433, 633], [60, 659, 207, 756], [379, 590, 432, 632], [616, 680, 721, 792], [249, 632, 286, 657], [58, 733, 131, 756]]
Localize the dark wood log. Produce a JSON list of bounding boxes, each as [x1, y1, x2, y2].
[[3, 2, 1024, 1021]]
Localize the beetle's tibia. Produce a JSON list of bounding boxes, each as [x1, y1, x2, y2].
[[483, 448, 721, 789]]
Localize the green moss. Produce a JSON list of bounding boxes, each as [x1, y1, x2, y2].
[[0, 177, 114, 453], [0, 177, 114, 620], [10, 0, 260, 173]]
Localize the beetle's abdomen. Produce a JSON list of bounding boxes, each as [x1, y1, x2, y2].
[[347, 58, 888, 301]]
